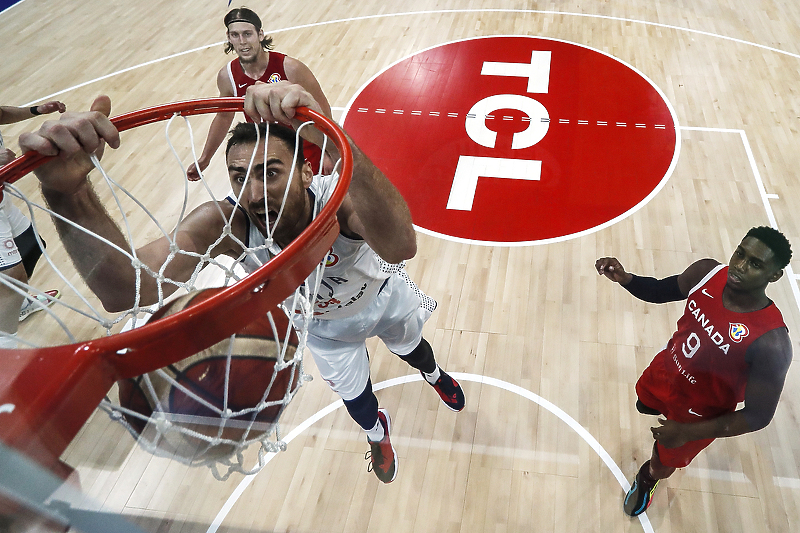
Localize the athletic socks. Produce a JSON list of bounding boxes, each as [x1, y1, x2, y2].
[[0, 333, 18, 350], [640, 463, 658, 486], [422, 366, 441, 384], [365, 417, 386, 442], [343, 378, 380, 430]]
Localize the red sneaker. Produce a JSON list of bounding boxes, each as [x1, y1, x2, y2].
[[424, 368, 465, 412], [365, 408, 397, 483]]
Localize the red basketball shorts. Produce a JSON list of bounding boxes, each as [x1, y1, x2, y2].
[[635, 352, 722, 469]]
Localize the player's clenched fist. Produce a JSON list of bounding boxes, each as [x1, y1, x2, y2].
[[595, 257, 633, 285]]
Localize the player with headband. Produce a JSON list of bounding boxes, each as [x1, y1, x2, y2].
[[187, 7, 332, 180]]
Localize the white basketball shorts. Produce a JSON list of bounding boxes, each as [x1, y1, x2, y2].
[[305, 272, 435, 401], [0, 193, 31, 270]]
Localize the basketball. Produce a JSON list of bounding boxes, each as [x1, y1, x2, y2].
[[117, 290, 301, 464]]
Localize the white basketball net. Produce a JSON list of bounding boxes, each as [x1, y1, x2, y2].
[[0, 112, 340, 480]]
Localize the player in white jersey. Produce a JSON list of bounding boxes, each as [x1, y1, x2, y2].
[[0, 101, 65, 347], [18, 83, 464, 483]]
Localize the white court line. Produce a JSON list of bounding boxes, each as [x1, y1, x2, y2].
[[774, 477, 800, 489], [686, 467, 750, 484], [261, 425, 581, 463], [680, 126, 800, 317], [17, 9, 800, 107], [206, 373, 655, 533]]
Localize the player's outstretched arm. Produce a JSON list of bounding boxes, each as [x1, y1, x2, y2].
[[336, 139, 416, 263], [595, 257, 719, 304], [187, 69, 236, 181], [243, 81, 416, 263], [0, 101, 66, 124], [19, 96, 136, 311]]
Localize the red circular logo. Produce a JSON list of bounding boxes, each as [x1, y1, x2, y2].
[[342, 36, 679, 245]]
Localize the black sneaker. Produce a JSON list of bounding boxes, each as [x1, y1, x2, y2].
[[365, 408, 397, 483], [423, 367, 465, 412], [624, 460, 660, 516]]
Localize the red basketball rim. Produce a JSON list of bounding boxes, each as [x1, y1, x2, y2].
[[0, 99, 352, 472], [0, 98, 352, 370]]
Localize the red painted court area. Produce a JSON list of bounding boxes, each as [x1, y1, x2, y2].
[[343, 36, 678, 244]]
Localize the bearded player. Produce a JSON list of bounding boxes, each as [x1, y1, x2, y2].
[[187, 7, 332, 180]]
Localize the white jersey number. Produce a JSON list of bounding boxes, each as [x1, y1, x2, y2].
[[682, 332, 701, 359]]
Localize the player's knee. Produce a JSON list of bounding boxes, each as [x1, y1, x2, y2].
[[397, 337, 435, 373], [1, 260, 27, 283]]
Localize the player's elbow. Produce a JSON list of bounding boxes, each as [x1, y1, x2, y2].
[[742, 409, 773, 433], [380, 246, 416, 265], [394, 231, 418, 262], [378, 232, 417, 264], [102, 296, 134, 314], [99, 285, 160, 314], [85, 277, 135, 313]]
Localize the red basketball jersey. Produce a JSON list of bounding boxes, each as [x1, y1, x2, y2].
[[227, 51, 288, 101], [636, 264, 786, 422], [226, 52, 322, 174]]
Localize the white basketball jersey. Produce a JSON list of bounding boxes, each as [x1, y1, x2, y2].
[[235, 173, 406, 319]]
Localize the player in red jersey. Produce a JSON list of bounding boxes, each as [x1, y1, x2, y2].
[[596, 226, 793, 517], [187, 7, 332, 180]]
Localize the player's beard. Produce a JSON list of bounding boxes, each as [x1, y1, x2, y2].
[[238, 47, 261, 66]]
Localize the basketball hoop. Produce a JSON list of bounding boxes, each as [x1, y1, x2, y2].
[[0, 98, 352, 481]]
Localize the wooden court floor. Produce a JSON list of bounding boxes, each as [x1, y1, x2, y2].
[[2, 1, 800, 532]]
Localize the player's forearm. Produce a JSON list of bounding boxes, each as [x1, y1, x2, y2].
[[679, 411, 760, 442], [0, 105, 37, 124], [199, 112, 235, 163], [622, 274, 685, 303], [41, 181, 148, 312], [312, 90, 332, 119]]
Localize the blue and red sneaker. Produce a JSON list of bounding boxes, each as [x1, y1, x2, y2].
[[423, 367, 465, 412], [624, 460, 660, 516]]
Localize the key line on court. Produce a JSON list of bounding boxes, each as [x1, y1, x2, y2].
[[206, 373, 655, 533], [680, 126, 800, 316]]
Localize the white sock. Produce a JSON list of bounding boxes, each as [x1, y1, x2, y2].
[[365, 417, 385, 442], [0, 333, 19, 350], [423, 366, 441, 384]]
